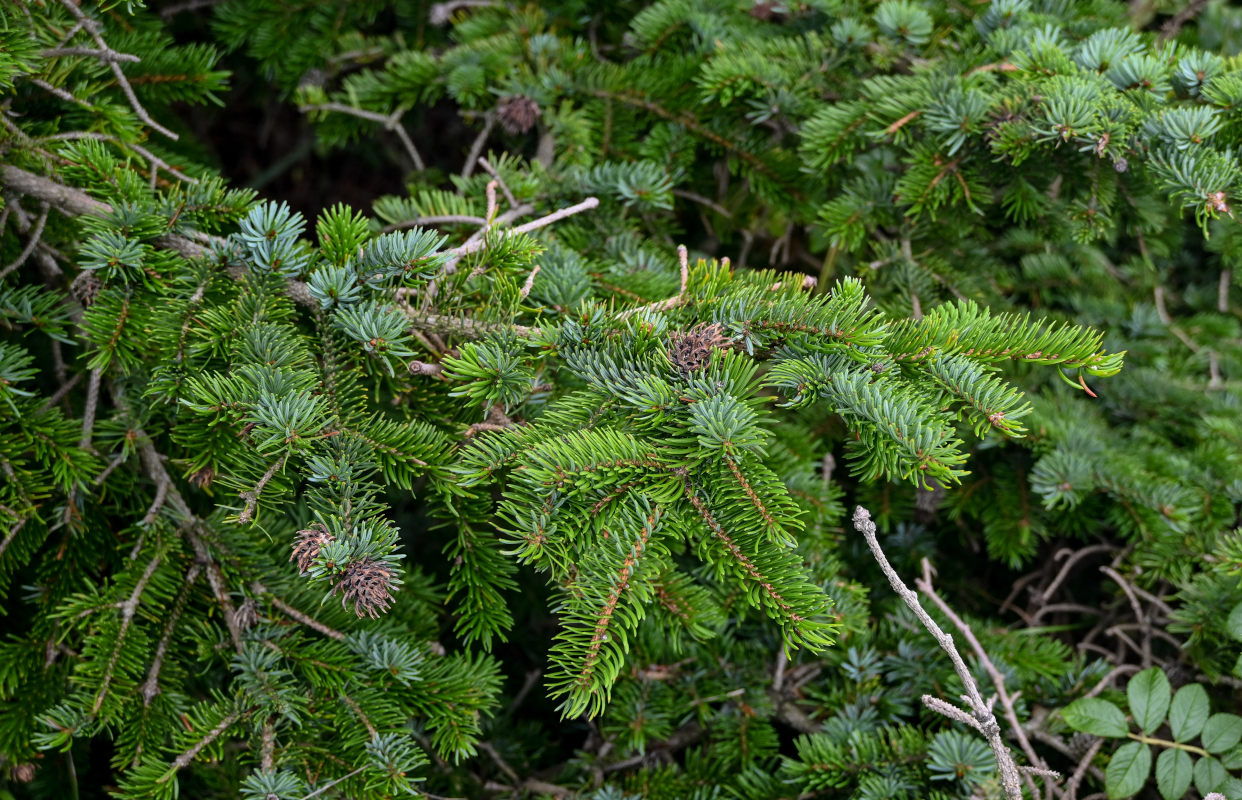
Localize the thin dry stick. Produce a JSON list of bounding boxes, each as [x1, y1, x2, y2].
[[519, 263, 541, 299], [1081, 664, 1140, 700], [617, 244, 690, 320], [0, 200, 49, 280], [237, 453, 289, 524], [851, 506, 1030, 800], [300, 103, 424, 170], [253, 582, 345, 641], [478, 156, 517, 208], [443, 195, 600, 265], [93, 554, 162, 714], [57, 0, 179, 140], [1041, 544, 1115, 603], [41, 46, 139, 63], [165, 709, 245, 774], [462, 115, 497, 179], [78, 368, 102, 451], [298, 767, 367, 800], [43, 131, 197, 186], [140, 563, 202, 706], [917, 558, 1058, 797], [378, 214, 487, 234], [1099, 566, 1151, 666]]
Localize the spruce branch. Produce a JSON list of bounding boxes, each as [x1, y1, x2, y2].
[[55, 0, 179, 141], [851, 506, 1037, 800], [42, 131, 198, 187], [93, 553, 163, 715], [165, 708, 248, 775], [141, 563, 203, 706]]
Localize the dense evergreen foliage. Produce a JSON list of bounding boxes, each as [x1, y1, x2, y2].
[[1, 1, 1241, 799]]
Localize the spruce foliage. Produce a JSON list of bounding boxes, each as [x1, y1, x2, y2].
[[2, 1, 1242, 799]]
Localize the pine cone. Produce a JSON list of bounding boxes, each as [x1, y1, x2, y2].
[[332, 557, 395, 618], [291, 523, 333, 574], [70, 270, 102, 307], [497, 95, 540, 135], [10, 763, 35, 783], [668, 323, 730, 373]]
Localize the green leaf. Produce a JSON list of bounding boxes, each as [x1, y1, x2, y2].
[[1128, 667, 1171, 735], [1106, 741, 1151, 799], [1063, 697, 1130, 738], [1223, 746, 1242, 770], [1155, 748, 1193, 800], [1227, 601, 1242, 642], [1203, 714, 1242, 754], [1195, 755, 1227, 795], [1221, 777, 1242, 800], [1170, 684, 1211, 743]]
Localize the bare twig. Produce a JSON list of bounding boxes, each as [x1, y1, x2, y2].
[[617, 244, 690, 320], [477, 156, 517, 208], [141, 477, 170, 529], [1041, 544, 1114, 604], [253, 582, 346, 641], [237, 454, 289, 524], [378, 214, 487, 234], [298, 767, 367, 800], [462, 117, 497, 179], [851, 506, 1034, 800], [93, 554, 162, 714], [141, 563, 202, 706], [672, 188, 732, 218], [0, 200, 49, 280], [441, 195, 599, 269], [300, 103, 424, 170], [1099, 566, 1151, 666], [1065, 736, 1103, 799], [166, 709, 244, 773], [917, 558, 1056, 797], [519, 263, 541, 299], [1159, 0, 1210, 42], [43, 131, 197, 186], [78, 368, 102, 451], [57, 0, 179, 140], [429, 0, 497, 25], [41, 46, 139, 63]]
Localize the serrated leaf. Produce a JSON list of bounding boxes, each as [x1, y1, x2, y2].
[[1064, 697, 1130, 738], [1156, 747, 1193, 800], [1128, 667, 1171, 735], [1195, 755, 1227, 795], [1227, 601, 1242, 642], [1170, 684, 1211, 743], [1203, 714, 1242, 754], [1106, 741, 1151, 799]]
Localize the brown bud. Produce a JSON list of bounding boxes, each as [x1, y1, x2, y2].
[[497, 95, 541, 135]]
